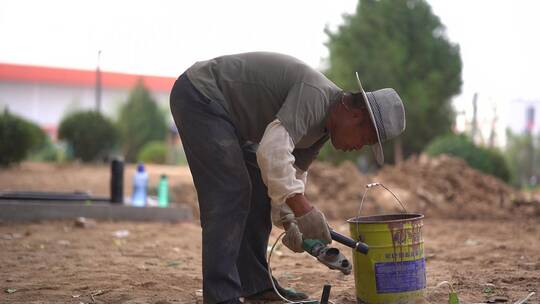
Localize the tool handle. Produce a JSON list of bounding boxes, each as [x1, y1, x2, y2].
[[330, 230, 369, 255], [320, 284, 331, 304]]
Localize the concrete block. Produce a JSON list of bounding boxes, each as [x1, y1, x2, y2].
[[0, 200, 193, 222]]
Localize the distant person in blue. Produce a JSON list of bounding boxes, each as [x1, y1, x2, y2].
[[170, 52, 406, 304]]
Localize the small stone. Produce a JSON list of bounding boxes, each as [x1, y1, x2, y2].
[[487, 295, 509, 302], [465, 239, 480, 246], [112, 230, 130, 238], [74, 217, 96, 228]]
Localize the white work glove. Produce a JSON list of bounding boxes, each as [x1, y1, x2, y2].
[[295, 206, 331, 244], [282, 222, 304, 253], [279, 208, 304, 253]]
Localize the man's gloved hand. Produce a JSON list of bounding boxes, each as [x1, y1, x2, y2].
[[279, 208, 304, 253], [282, 222, 304, 253], [295, 206, 331, 244]]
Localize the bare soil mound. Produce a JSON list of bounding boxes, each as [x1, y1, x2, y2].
[[306, 161, 371, 220], [308, 155, 538, 220]]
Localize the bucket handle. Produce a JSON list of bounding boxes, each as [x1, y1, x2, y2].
[[357, 182, 407, 217], [354, 183, 407, 244]]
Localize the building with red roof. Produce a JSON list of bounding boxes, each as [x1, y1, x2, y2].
[[0, 63, 177, 139]]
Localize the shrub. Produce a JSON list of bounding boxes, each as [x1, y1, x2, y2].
[[137, 141, 167, 164], [505, 130, 540, 188], [483, 148, 511, 183], [425, 133, 510, 182], [117, 81, 167, 162], [24, 119, 47, 151], [58, 110, 118, 162], [28, 139, 70, 162], [0, 110, 46, 166]]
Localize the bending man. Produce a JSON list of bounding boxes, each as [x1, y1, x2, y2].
[[169, 52, 405, 304]]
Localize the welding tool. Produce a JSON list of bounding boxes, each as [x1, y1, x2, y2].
[[268, 228, 370, 304], [302, 238, 352, 275], [330, 229, 369, 254], [301, 229, 369, 275]]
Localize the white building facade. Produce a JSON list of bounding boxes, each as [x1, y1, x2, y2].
[[0, 63, 176, 138]]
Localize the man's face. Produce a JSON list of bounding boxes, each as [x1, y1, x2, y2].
[[328, 100, 378, 151]]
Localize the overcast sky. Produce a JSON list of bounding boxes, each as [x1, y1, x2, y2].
[[1, 0, 539, 144]]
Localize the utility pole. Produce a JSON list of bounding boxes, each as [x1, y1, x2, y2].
[[488, 104, 498, 148], [95, 50, 102, 113], [471, 92, 478, 143], [525, 106, 536, 186]]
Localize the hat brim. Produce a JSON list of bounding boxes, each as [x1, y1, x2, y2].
[[356, 72, 384, 166]]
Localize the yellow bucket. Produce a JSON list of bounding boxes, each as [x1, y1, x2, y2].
[[348, 184, 426, 304]]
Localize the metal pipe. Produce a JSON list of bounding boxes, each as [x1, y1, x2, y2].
[[330, 230, 369, 254]]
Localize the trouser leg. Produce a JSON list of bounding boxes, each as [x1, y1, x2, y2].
[[237, 145, 273, 296], [170, 74, 251, 304]]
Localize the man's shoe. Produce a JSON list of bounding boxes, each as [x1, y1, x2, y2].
[[245, 278, 308, 302], [217, 298, 242, 304]]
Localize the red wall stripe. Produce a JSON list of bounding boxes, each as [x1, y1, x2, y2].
[[0, 63, 176, 92]]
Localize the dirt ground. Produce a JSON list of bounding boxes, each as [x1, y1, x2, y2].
[[0, 162, 194, 200], [1, 219, 538, 304], [1, 162, 539, 303]]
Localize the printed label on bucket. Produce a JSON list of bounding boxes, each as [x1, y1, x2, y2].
[[374, 258, 426, 293]]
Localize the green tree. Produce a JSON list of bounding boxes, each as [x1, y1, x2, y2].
[[325, 0, 462, 163], [117, 80, 167, 162], [58, 110, 118, 162]]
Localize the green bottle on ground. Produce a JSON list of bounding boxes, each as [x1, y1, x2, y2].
[[158, 174, 169, 208]]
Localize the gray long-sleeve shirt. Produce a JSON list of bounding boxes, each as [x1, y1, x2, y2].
[[186, 52, 342, 170]]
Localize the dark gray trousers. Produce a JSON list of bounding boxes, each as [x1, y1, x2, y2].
[[170, 74, 273, 304]]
